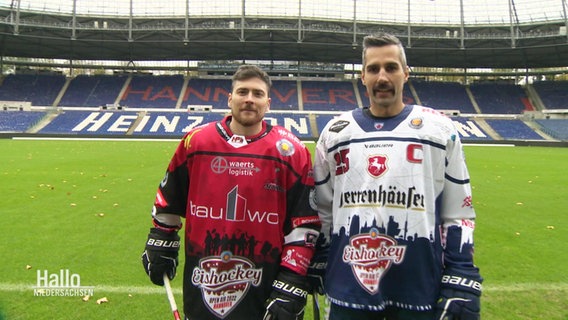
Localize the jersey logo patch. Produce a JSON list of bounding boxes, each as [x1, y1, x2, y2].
[[191, 252, 263, 318], [342, 229, 406, 294], [329, 120, 350, 133], [228, 135, 248, 148], [367, 155, 388, 178], [409, 117, 424, 129], [276, 139, 295, 156]]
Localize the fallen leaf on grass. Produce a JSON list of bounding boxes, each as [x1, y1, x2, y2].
[[96, 297, 108, 304]]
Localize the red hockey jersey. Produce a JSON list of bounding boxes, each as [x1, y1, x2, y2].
[[152, 115, 320, 319]]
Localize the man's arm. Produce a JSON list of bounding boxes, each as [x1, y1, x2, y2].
[[436, 133, 482, 320], [264, 144, 321, 320]]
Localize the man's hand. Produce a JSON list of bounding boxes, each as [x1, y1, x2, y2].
[[141, 228, 180, 286], [435, 273, 482, 320], [263, 270, 309, 320]]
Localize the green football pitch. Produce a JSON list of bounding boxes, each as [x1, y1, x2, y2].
[[0, 138, 566, 319]]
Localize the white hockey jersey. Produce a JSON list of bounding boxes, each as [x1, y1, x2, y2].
[[314, 105, 480, 311]]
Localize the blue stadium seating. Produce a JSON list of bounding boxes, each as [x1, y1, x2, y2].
[[411, 80, 476, 113], [469, 83, 530, 114], [131, 112, 224, 136], [271, 80, 299, 111], [1, 74, 567, 142], [121, 75, 184, 108], [484, 119, 543, 140], [301, 80, 358, 111], [39, 111, 141, 135], [534, 119, 568, 140], [59, 75, 127, 107], [36, 110, 316, 139], [184, 78, 231, 110], [532, 81, 568, 110], [0, 74, 66, 106], [0, 111, 46, 132], [450, 117, 493, 141]]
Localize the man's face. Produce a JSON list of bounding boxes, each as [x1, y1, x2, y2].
[[228, 77, 271, 128], [361, 45, 409, 111]]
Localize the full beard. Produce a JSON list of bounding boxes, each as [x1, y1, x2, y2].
[[231, 109, 262, 127]]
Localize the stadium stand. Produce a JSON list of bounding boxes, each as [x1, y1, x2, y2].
[[469, 82, 531, 114], [58, 75, 128, 108], [300, 80, 358, 111], [484, 119, 544, 140], [121, 74, 184, 109], [0, 74, 66, 107], [129, 112, 224, 136], [534, 119, 568, 140], [410, 80, 476, 114], [532, 81, 568, 110], [184, 78, 231, 110], [39, 110, 142, 135], [0, 110, 47, 133], [1, 74, 567, 143], [271, 80, 300, 111]]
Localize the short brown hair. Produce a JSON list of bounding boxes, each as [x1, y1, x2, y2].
[[231, 65, 272, 94]]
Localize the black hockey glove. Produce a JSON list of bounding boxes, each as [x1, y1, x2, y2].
[[141, 227, 180, 286], [306, 248, 328, 295], [263, 270, 309, 320], [434, 273, 482, 320]]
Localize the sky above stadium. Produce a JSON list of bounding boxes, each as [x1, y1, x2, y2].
[[3, 0, 566, 24]]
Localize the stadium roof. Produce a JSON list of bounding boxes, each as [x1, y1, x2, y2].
[[0, 0, 567, 69]]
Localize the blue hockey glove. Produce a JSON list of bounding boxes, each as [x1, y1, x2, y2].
[[141, 227, 180, 286], [434, 273, 482, 320], [263, 270, 309, 320]]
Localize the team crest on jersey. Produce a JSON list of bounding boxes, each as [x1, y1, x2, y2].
[[374, 122, 385, 130], [368, 155, 388, 178], [342, 228, 406, 294], [276, 139, 295, 156], [191, 251, 263, 318]]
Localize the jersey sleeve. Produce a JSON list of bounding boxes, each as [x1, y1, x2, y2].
[[441, 121, 481, 280], [313, 126, 334, 247], [151, 130, 195, 220], [280, 140, 321, 276]]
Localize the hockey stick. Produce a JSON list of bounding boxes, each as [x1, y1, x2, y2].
[[312, 291, 320, 320], [163, 274, 182, 320]]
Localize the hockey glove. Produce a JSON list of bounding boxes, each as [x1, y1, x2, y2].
[[434, 273, 482, 320], [306, 248, 327, 295], [141, 227, 180, 286], [263, 270, 309, 320]]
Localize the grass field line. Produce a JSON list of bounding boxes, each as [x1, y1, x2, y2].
[[1, 282, 566, 295]]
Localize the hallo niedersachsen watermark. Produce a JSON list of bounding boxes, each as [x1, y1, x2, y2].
[[33, 269, 94, 297]]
